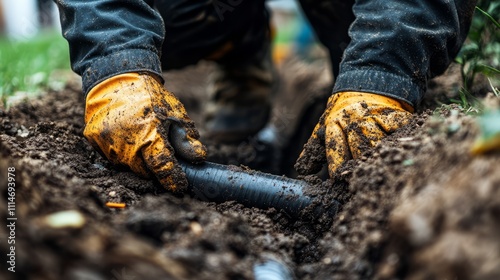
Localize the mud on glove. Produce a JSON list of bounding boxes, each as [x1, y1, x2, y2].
[[84, 73, 207, 191], [296, 91, 413, 177]]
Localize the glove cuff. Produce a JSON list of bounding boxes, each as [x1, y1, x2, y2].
[[335, 91, 414, 113]]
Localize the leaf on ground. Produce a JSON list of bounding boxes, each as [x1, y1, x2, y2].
[[471, 109, 500, 154]]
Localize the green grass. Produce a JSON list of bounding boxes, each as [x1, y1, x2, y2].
[[0, 32, 70, 106]]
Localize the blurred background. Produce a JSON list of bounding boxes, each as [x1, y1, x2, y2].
[[0, 0, 59, 39], [0, 0, 70, 106]]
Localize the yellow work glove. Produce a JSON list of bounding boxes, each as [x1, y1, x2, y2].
[[84, 73, 207, 191], [295, 91, 413, 177]]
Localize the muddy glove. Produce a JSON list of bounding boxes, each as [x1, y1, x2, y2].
[[295, 91, 413, 177], [84, 73, 207, 191]]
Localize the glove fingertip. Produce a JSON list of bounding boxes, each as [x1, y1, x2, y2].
[[160, 176, 188, 193], [143, 140, 189, 192], [326, 154, 342, 178], [157, 162, 189, 192], [325, 125, 350, 177], [169, 123, 207, 163], [184, 137, 208, 162], [294, 136, 327, 175]]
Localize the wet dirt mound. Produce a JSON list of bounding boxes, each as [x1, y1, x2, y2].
[[1, 60, 500, 280], [380, 108, 500, 280]]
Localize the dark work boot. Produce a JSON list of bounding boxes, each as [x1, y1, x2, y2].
[[204, 46, 277, 143]]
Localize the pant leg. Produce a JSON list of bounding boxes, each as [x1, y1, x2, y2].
[[332, 0, 477, 107], [56, 0, 165, 95], [154, 0, 270, 70], [298, 0, 356, 78]]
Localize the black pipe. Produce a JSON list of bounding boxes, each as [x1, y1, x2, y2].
[[180, 160, 339, 218], [170, 124, 339, 218]]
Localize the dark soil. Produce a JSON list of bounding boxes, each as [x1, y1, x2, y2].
[[1, 59, 500, 280]]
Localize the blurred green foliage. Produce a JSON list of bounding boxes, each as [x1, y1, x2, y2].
[[0, 32, 70, 106], [453, 0, 500, 113], [471, 106, 500, 154]]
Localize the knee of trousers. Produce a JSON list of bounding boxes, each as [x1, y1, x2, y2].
[[155, 0, 270, 70]]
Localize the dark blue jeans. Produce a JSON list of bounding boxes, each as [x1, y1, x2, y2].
[[55, 0, 476, 107]]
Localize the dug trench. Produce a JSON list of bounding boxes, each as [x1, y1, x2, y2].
[[1, 59, 500, 280]]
